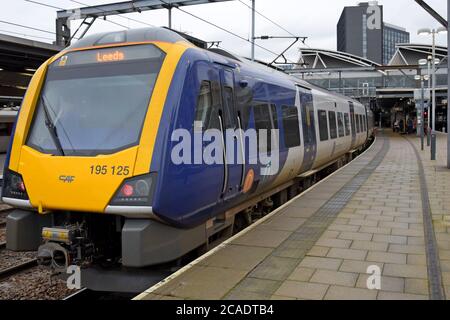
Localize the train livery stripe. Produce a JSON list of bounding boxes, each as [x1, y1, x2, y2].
[[133, 42, 189, 175]]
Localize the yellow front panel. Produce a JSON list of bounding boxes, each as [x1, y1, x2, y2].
[[8, 62, 49, 171], [19, 146, 138, 212]]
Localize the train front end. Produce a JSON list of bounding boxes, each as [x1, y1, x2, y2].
[[2, 34, 189, 285]]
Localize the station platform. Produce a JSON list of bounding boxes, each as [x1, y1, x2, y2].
[[134, 130, 450, 300]]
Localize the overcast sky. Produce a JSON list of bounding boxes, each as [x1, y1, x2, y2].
[[1, 0, 447, 62]]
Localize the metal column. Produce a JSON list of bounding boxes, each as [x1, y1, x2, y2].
[[251, 0, 255, 61], [431, 30, 437, 160], [168, 6, 172, 28], [421, 78, 425, 150], [427, 59, 431, 146], [448, 0, 450, 167], [432, 32, 436, 133]]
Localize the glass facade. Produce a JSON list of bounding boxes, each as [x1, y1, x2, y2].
[[383, 25, 410, 65], [362, 14, 367, 59]]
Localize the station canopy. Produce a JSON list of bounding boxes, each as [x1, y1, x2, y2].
[[0, 33, 62, 99], [295, 43, 447, 71], [388, 43, 448, 67], [297, 48, 381, 71]]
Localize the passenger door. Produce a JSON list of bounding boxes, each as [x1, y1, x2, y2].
[[298, 86, 317, 172], [219, 68, 243, 201]]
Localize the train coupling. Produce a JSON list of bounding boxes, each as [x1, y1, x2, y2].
[[37, 242, 70, 272], [37, 225, 94, 272]]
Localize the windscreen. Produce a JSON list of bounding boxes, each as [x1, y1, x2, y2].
[[26, 44, 165, 156]]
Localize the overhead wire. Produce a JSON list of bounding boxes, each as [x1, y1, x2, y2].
[[237, 0, 295, 37], [159, 0, 297, 63], [24, 0, 131, 30], [0, 28, 55, 41], [21, 0, 298, 64], [0, 19, 56, 35], [238, 0, 312, 66], [68, 0, 156, 28]]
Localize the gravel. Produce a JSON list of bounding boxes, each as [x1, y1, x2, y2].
[[0, 249, 36, 270], [0, 205, 12, 225], [0, 265, 76, 300], [0, 204, 76, 300]]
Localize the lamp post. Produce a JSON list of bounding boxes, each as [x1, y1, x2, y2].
[[418, 26, 447, 160], [415, 73, 428, 151], [251, 0, 255, 61], [426, 55, 432, 146]]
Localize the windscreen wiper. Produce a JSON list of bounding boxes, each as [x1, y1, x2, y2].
[[41, 96, 65, 156]]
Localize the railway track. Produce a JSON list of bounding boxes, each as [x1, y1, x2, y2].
[[0, 258, 38, 282]]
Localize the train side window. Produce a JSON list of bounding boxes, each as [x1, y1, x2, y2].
[[344, 113, 350, 136], [223, 86, 235, 128], [271, 104, 279, 129], [318, 109, 328, 141], [254, 103, 273, 153], [328, 111, 337, 139], [359, 114, 363, 132], [337, 112, 344, 137], [207, 81, 222, 130], [363, 115, 366, 131], [194, 81, 213, 129], [351, 114, 356, 135], [356, 114, 360, 133], [281, 105, 300, 148]]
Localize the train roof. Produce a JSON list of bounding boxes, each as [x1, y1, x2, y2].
[[65, 27, 191, 50]]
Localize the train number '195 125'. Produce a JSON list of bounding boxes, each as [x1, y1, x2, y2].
[[89, 165, 130, 176]]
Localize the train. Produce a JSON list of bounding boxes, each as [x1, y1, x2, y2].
[[2, 28, 374, 292]]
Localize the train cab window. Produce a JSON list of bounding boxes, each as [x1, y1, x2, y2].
[[363, 115, 366, 131], [344, 113, 350, 136], [318, 109, 328, 141], [356, 114, 360, 133], [281, 105, 300, 148], [194, 81, 213, 128], [359, 115, 364, 132], [337, 112, 344, 137], [328, 111, 337, 139], [254, 103, 274, 153], [27, 44, 166, 156]]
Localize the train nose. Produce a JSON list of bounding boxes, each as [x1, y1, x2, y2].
[[37, 242, 69, 271]]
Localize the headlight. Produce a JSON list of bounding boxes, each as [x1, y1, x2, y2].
[[2, 169, 29, 200], [108, 173, 156, 206]]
